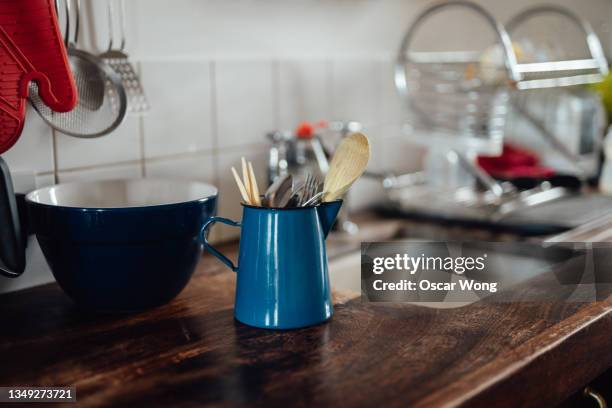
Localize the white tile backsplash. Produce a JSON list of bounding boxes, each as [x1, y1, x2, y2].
[[35, 173, 56, 189], [380, 59, 406, 127], [141, 60, 214, 158], [215, 60, 276, 148], [278, 60, 331, 130], [381, 128, 426, 174], [331, 58, 383, 128], [118, 0, 612, 60], [56, 116, 142, 170], [58, 163, 142, 183], [10, 170, 36, 194], [144, 153, 216, 183], [1, 107, 54, 174]]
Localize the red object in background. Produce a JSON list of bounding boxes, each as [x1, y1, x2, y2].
[[296, 122, 314, 139], [295, 120, 330, 139], [0, 0, 77, 154], [477, 143, 556, 179]]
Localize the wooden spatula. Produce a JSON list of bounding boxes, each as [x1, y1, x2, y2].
[[323, 132, 370, 202]]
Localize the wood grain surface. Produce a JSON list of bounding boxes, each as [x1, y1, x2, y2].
[[1, 225, 611, 407]]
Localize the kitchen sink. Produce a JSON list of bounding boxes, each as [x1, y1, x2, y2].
[[328, 250, 485, 308], [328, 233, 582, 309]]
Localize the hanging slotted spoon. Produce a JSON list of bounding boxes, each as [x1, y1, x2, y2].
[[100, 0, 150, 114]]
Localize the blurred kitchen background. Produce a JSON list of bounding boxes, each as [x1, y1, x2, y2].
[[2, 0, 612, 292]]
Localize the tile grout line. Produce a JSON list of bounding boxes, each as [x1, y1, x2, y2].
[[55, 159, 144, 175], [210, 59, 222, 242], [272, 59, 280, 129], [210, 60, 218, 154], [137, 61, 147, 178], [326, 59, 334, 120], [51, 129, 59, 184], [37, 143, 270, 177], [139, 114, 146, 178], [210, 60, 220, 191]]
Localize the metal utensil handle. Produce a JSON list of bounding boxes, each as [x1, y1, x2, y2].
[[118, 0, 127, 51], [59, 0, 70, 47], [73, 0, 80, 45], [53, 0, 68, 47], [106, 0, 114, 51], [395, 0, 520, 97], [201, 217, 240, 272], [302, 191, 323, 207], [107, 0, 127, 51], [506, 5, 608, 76]]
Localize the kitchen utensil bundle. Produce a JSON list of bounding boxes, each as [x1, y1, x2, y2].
[[233, 133, 370, 209], [205, 134, 370, 329], [203, 184, 343, 330], [0, 0, 77, 154], [29, 0, 127, 138], [269, 173, 321, 208], [300, 173, 322, 205], [202, 198, 342, 329], [233, 159, 312, 208], [100, 0, 150, 114]]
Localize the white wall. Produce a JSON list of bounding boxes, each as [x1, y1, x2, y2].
[[81, 0, 612, 59], [1, 0, 610, 293]]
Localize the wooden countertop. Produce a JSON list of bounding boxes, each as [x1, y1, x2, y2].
[[1, 216, 612, 407]]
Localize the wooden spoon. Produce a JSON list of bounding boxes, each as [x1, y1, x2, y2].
[[322, 133, 370, 202], [231, 167, 251, 204], [247, 161, 262, 206], [241, 157, 254, 204]]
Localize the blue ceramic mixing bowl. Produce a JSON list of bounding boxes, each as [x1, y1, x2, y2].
[[25, 179, 217, 312]]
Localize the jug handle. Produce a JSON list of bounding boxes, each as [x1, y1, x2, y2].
[[201, 216, 240, 272], [0, 157, 25, 277]]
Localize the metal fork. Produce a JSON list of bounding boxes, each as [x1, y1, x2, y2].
[[299, 174, 321, 206]]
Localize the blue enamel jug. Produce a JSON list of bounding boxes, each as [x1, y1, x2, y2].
[[201, 200, 342, 329]]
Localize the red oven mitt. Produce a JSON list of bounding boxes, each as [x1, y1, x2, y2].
[[0, 0, 77, 154]]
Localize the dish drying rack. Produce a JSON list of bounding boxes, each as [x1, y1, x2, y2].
[[382, 0, 609, 231]]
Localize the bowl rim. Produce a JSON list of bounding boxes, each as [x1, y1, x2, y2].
[[26, 178, 218, 211]]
